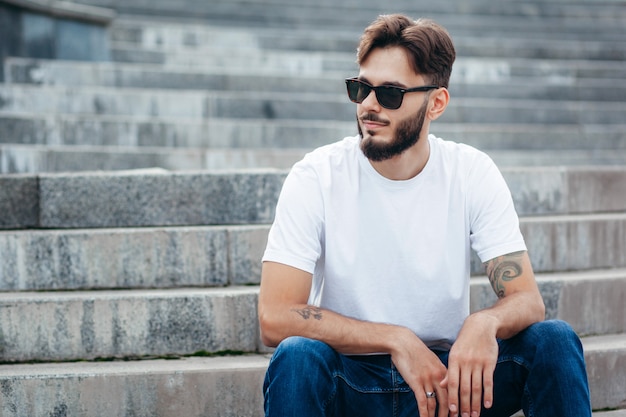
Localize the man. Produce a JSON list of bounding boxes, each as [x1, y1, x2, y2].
[[258, 14, 591, 417]]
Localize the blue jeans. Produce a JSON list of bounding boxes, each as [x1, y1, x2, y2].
[[263, 320, 591, 417]]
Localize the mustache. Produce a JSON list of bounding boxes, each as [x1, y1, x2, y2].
[[358, 113, 390, 125]]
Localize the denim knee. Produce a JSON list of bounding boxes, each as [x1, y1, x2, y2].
[[526, 320, 582, 350], [264, 337, 342, 416], [272, 336, 338, 365], [265, 337, 340, 389]]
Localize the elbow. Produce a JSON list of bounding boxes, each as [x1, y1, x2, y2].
[[258, 309, 284, 348], [260, 331, 279, 349], [532, 290, 546, 323], [259, 323, 280, 348]]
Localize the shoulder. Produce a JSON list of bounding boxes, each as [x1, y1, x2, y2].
[[428, 135, 500, 185], [299, 135, 360, 165], [289, 135, 361, 180], [430, 134, 493, 167]]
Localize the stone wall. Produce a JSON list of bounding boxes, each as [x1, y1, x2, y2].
[[0, 0, 114, 80]]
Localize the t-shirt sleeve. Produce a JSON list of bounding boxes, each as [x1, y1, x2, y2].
[[262, 159, 325, 274], [468, 154, 527, 263]]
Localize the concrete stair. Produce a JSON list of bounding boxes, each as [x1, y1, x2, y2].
[[0, 0, 625, 415], [0, 168, 625, 414]]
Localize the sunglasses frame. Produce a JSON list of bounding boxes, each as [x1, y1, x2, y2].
[[345, 77, 439, 110]]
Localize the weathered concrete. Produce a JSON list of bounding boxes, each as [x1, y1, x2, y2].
[[0, 335, 623, 416], [0, 355, 270, 417], [0, 287, 261, 362], [0, 225, 235, 290], [0, 174, 38, 229], [1, 213, 625, 291], [3, 113, 625, 151], [6, 58, 625, 102], [520, 213, 626, 273], [585, 334, 626, 411], [470, 269, 626, 337], [105, 14, 626, 60], [37, 169, 286, 228], [90, 0, 626, 24], [0, 167, 624, 229], [6, 145, 626, 173], [2, 84, 626, 124], [501, 166, 626, 216], [6, 144, 626, 174], [0, 269, 623, 362], [0, 144, 307, 173]]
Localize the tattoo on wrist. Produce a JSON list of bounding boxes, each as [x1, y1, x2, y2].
[[485, 251, 525, 298], [292, 307, 323, 320]]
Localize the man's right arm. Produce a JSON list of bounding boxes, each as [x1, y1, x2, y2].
[[258, 261, 449, 417], [259, 261, 399, 353]]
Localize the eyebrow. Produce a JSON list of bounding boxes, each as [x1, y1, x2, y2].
[[358, 76, 408, 88]]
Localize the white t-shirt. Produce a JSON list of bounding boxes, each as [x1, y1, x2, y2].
[[263, 134, 526, 350]]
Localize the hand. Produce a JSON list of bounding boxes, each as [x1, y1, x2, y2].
[[390, 329, 449, 417], [440, 313, 499, 417]]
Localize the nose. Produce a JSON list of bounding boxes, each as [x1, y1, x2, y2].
[[359, 88, 382, 112]]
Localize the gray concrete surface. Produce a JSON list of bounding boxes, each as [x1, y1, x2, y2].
[[0, 167, 624, 228], [0, 225, 265, 290]]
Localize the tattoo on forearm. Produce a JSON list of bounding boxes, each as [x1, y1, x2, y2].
[[292, 307, 323, 320], [485, 251, 525, 298]]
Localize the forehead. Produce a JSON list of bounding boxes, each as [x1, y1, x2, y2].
[[358, 46, 421, 86]]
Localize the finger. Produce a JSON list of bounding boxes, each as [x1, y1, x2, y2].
[[483, 364, 495, 409], [471, 369, 483, 417], [459, 366, 472, 417], [415, 390, 430, 417], [436, 385, 449, 417], [425, 388, 437, 417], [445, 366, 460, 417]]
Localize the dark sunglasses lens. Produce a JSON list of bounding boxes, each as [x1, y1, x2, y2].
[[376, 87, 403, 109], [346, 80, 403, 109], [347, 80, 371, 103]]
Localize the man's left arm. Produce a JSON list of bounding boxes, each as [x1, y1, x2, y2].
[[442, 250, 545, 417]]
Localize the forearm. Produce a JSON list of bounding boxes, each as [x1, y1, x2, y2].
[[259, 302, 411, 355], [470, 291, 544, 340], [479, 250, 545, 340]]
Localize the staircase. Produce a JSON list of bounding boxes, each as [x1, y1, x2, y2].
[[0, 0, 625, 415]]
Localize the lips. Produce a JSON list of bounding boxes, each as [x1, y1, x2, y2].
[[359, 114, 390, 130]]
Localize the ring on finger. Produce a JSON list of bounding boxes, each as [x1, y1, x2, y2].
[[425, 391, 436, 399]]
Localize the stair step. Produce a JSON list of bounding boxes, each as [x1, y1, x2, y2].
[[0, 213, 624, 290], [584, 333, 626, 412], [0, 332, 623, 415], [107, 10, 626, 43], [109, 38, 626, 79], [0, 268, 623, 362], [0, 144, 307, 173], [1, 113, 625, 151], [106, 17, 626, 60], [1, 167, 625, 229], [3, 144, 626, 174], [0, 112, 355, 149], [0, 225, 267, 290], [95, 0, 626, 22], [0, 354, 270, 417], [2, 85, 625, 124], [471, 268, 626, 337], [0, 286, 263, 362], [593, 411, 626, 417], [0, 1, 623, 416], [5, 58, 626, 102]]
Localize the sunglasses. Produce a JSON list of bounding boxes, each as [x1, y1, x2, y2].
[[345, 78, 438, 110]]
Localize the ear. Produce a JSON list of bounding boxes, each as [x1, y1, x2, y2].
[[427, 88, 450, 121]]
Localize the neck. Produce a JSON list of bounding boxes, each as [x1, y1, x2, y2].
[[369, 133, 431, 181]]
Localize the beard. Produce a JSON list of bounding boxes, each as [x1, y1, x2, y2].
[[358, 99, 429, 162]]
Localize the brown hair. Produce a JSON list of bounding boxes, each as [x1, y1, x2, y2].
[[356, 14, 456, 88]]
